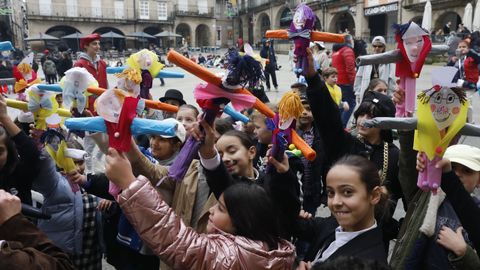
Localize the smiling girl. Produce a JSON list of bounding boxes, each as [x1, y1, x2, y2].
[[194, 120, 301, 239], [296, 155, 388, 267], [105, 148, 295, 269]]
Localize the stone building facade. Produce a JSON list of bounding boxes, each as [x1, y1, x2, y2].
[[234, 0, 473, 51], [22, 0, 236, 50]]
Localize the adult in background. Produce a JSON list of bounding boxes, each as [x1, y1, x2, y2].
[[74, 33, 107, 114], [74, 33, 107, 89], [260, 39, 278, 91], [354, 36, 396, 102], [56, 51, 73, 79], [311, 42, 329, 74], [331, 34, 356, 127]]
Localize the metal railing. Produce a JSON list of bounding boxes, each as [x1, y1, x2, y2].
[[174, 4, 214, 18], [27, 3, 136, 20]]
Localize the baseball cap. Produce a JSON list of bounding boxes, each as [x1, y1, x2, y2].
[[157, 119, 186, 143], [372, 36, 386, 46], [444, 144, 480, 171]]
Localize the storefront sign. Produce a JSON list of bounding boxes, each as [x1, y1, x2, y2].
[[364, 0, 398, 8], [364, 3, 398, 16]]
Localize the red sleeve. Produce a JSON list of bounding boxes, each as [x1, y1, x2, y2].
[[12, 66, 23, 81], [73, 59, 84, 68], [344, 49, 356, 84]]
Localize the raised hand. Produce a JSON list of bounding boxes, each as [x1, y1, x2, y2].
[[105, 148, 135, 190]]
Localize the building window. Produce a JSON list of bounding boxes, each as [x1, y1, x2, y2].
[[114, 1, 124, 19], [66, 0, 78, 17], [198, 0, 208, 14], [38, 0, 52, 16], [91, 0, 102, 17], [158, 2, 167, 20], [139, 1, 149, 19], [178, 0, 188, 12]]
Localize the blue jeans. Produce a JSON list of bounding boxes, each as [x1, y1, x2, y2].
[[339, 84, 355, 128]]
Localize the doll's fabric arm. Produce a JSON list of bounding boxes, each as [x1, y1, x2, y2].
[[459, 123, 480, 137], [362, 117, 417, 130]]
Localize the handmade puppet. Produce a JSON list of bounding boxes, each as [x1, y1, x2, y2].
[[355, 22, 450, 117], [107, 49, 185, 99], [26, 84, 61, 130], [37, 67, 99, 116], [166, 49, 316, 161], [266, 91, 304, 172], [168, 48, 261, 181], [265, 3, 344, 75], [363, 66, 480, 193], [13, 52, 41, 101], [41, 129, 87, 192], [65, 88, 180, 195]]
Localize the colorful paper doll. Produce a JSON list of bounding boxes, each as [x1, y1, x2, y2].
[[265, 3, 344, 75], [13, 52, 41, 101], [363, 66, 480, 193], [166, 49, 316, 161]]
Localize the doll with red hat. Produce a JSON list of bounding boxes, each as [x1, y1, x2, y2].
[[74, 33, 108, 114]]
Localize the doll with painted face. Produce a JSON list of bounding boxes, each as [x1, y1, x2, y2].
[[289, 4, 316, 75], [394, 21, 432, 117], [362, 66, 480, 193], [126, 49, 164, 100], [13, 52, 41, 101]]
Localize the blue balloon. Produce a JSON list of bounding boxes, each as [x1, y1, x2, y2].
[[106, 66, 126, 74], [0, 41, 13, 52], [224, 103, 249, 123], [37, 84, 63, 93], [157, 70, 185, 78]]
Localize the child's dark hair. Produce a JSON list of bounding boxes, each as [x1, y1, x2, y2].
[[353, 96, 395, 143], [214, 117, 234, 136], [179, 104, 200, 118], [291, 82, 307, 92], [367, 79, 388, 93], [332, 155, 389, 221], [0, 126, 18, 176], [222, 129, 255, 149], [223, 182, 281, 250]]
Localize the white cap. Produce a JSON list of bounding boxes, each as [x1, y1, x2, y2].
[[159, 119, 186, 143], [444, 144, 480, 171], [372, 36, 386, 46]]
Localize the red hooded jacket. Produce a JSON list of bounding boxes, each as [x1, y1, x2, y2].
[[331, 46, 356, 85], [73, 57, 108, 89]]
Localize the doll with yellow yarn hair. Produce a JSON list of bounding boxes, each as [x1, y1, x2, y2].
[[126, 49, 164, 100], [115, 67, 142, 97], [267, 91, 304, 172], [13, 52, 41, 101]]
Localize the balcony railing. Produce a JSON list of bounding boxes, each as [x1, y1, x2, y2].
[[27, 3, 136, 21], [174, 4, 214, 18]]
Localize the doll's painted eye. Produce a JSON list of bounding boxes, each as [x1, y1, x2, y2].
[[434, 94, 442, 104], [446, 94, 456, 104]]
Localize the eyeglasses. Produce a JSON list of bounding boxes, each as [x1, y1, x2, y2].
[[372, 45, 385, 48]]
